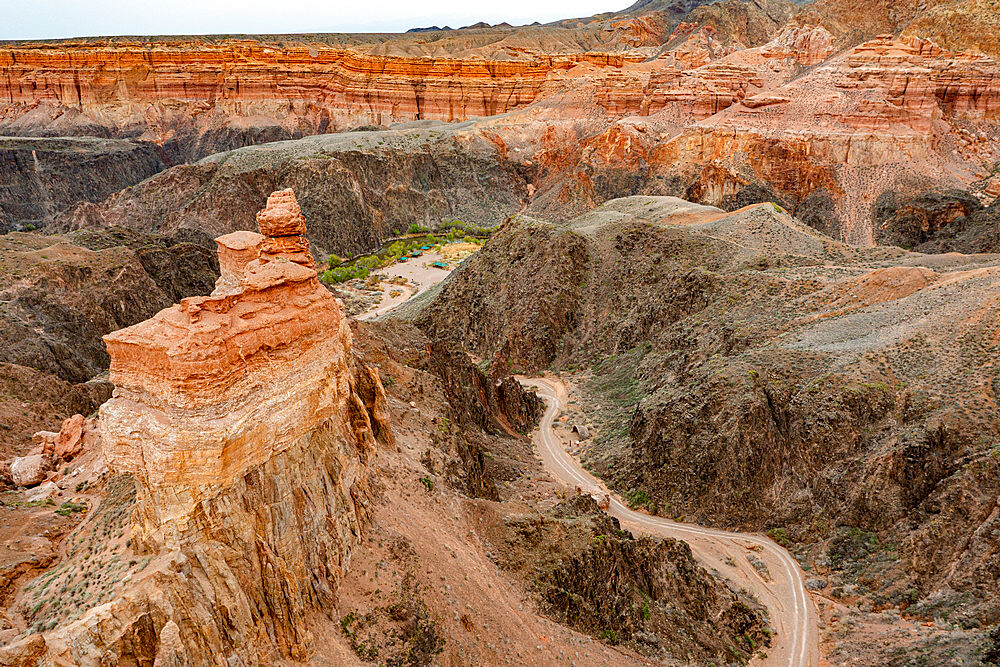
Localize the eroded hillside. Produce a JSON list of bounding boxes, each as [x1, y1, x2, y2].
[[416, 195, 1000, 663], [2, 1, 1000, 664], [0, 191, 773, 665], [2, 0, 997, 244]]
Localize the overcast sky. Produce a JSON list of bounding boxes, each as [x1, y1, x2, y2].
[[0, 0, 628, 40]]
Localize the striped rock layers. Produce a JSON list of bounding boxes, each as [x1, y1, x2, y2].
[[61, 188, 394, 664]]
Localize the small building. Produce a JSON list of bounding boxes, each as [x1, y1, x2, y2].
[[430, 261, 448, 269], [409, 250, 423, 258], [571, 424, 591, 440]]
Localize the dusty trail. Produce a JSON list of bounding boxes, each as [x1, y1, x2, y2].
[[522, 376, 819, 667]]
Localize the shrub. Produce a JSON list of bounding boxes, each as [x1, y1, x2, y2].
[[624, 488, 651, 510], [55, 502, 88, 517], [767, 527, 793, 548]]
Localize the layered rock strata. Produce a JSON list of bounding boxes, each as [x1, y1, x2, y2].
[[0, 39, 642, 160], [4, 189, 393, 663], [0, 137, 166, 231]]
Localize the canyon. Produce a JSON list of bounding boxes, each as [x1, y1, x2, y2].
[[418, 194, 1000, 663], [2, 1, 997, 244], [0, 191, 772, 665], [1, 0, 1000, 664]]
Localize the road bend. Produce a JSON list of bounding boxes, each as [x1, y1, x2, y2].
[[522, 376, 818, 667]]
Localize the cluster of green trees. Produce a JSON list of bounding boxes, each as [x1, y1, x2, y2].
[[320, 238, 435, 284], [440, 219, 494, 238], [319, 221, 488, 286], [407, 219, 494, 238], [320, 254, 385, 284]]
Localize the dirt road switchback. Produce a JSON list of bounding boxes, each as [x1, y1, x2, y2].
[[522, 376, 819, 667]]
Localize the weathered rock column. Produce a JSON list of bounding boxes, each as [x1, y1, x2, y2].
[[90, 189, 392, 664]]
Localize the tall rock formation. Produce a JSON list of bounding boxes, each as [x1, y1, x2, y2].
[[6, 189, 392, 664]]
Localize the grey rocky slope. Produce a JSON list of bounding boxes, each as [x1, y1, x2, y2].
[[414, 195, 1000, 659]]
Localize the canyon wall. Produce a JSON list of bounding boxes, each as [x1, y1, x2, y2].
[[0, 137, 166, 231], [53, 126, 532, 258], [0, 39, 641, 162], [3, 5, 999, 252]]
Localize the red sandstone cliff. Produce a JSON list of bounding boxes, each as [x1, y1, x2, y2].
[[3, 5, 998, 247], [0, 38, 644, 161], [0, 189, 392, 664]]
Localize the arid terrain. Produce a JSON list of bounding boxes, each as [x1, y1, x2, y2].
[[1, 0, 999, 665]]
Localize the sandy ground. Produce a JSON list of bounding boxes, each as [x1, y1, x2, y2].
[[521, 375, 822, 667], [356, 252, 452, 321], [312, 379, 651, 666]]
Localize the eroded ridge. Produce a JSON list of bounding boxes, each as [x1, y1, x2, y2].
[[21, 189, 393, 664]]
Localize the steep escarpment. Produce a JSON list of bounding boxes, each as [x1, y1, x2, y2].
[[875, 189, 1000, 253], [53, 127, 531, 258], [1, 189, 392, 663], [0, 137, 165, 232], [495, 494, 769, 662], [0, 34, 648, 161], [417, 195, 1000, 651], [648, 34, 1000, 244]]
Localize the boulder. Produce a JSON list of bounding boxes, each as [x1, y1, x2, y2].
[[25, 481, 60, 503], [54, 413, 86, 460], [10, 454, 50, 487]]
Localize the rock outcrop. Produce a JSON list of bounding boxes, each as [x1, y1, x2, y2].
[[416, 194, 1000, 638], [31, 413, 97, 463], [9, 455, 48, 488], [3, 190, 392, 664], [0, 137, 166, 232]]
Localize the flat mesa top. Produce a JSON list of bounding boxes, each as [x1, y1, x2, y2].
[[216, 230, 265, 251]]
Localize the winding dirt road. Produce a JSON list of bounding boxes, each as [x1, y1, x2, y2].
[[522, 377, 819, 667]]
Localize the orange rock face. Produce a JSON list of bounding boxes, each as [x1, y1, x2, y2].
[[73, 189, 394, 662], [0, 39, 643, 146], [255, 188, 314, 267], [101, 189, 382, 540], [637, 34, 1000, 243]]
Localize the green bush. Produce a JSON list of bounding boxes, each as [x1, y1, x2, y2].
[[624, 488, 651, 510], [55, 502, 87, 517]]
